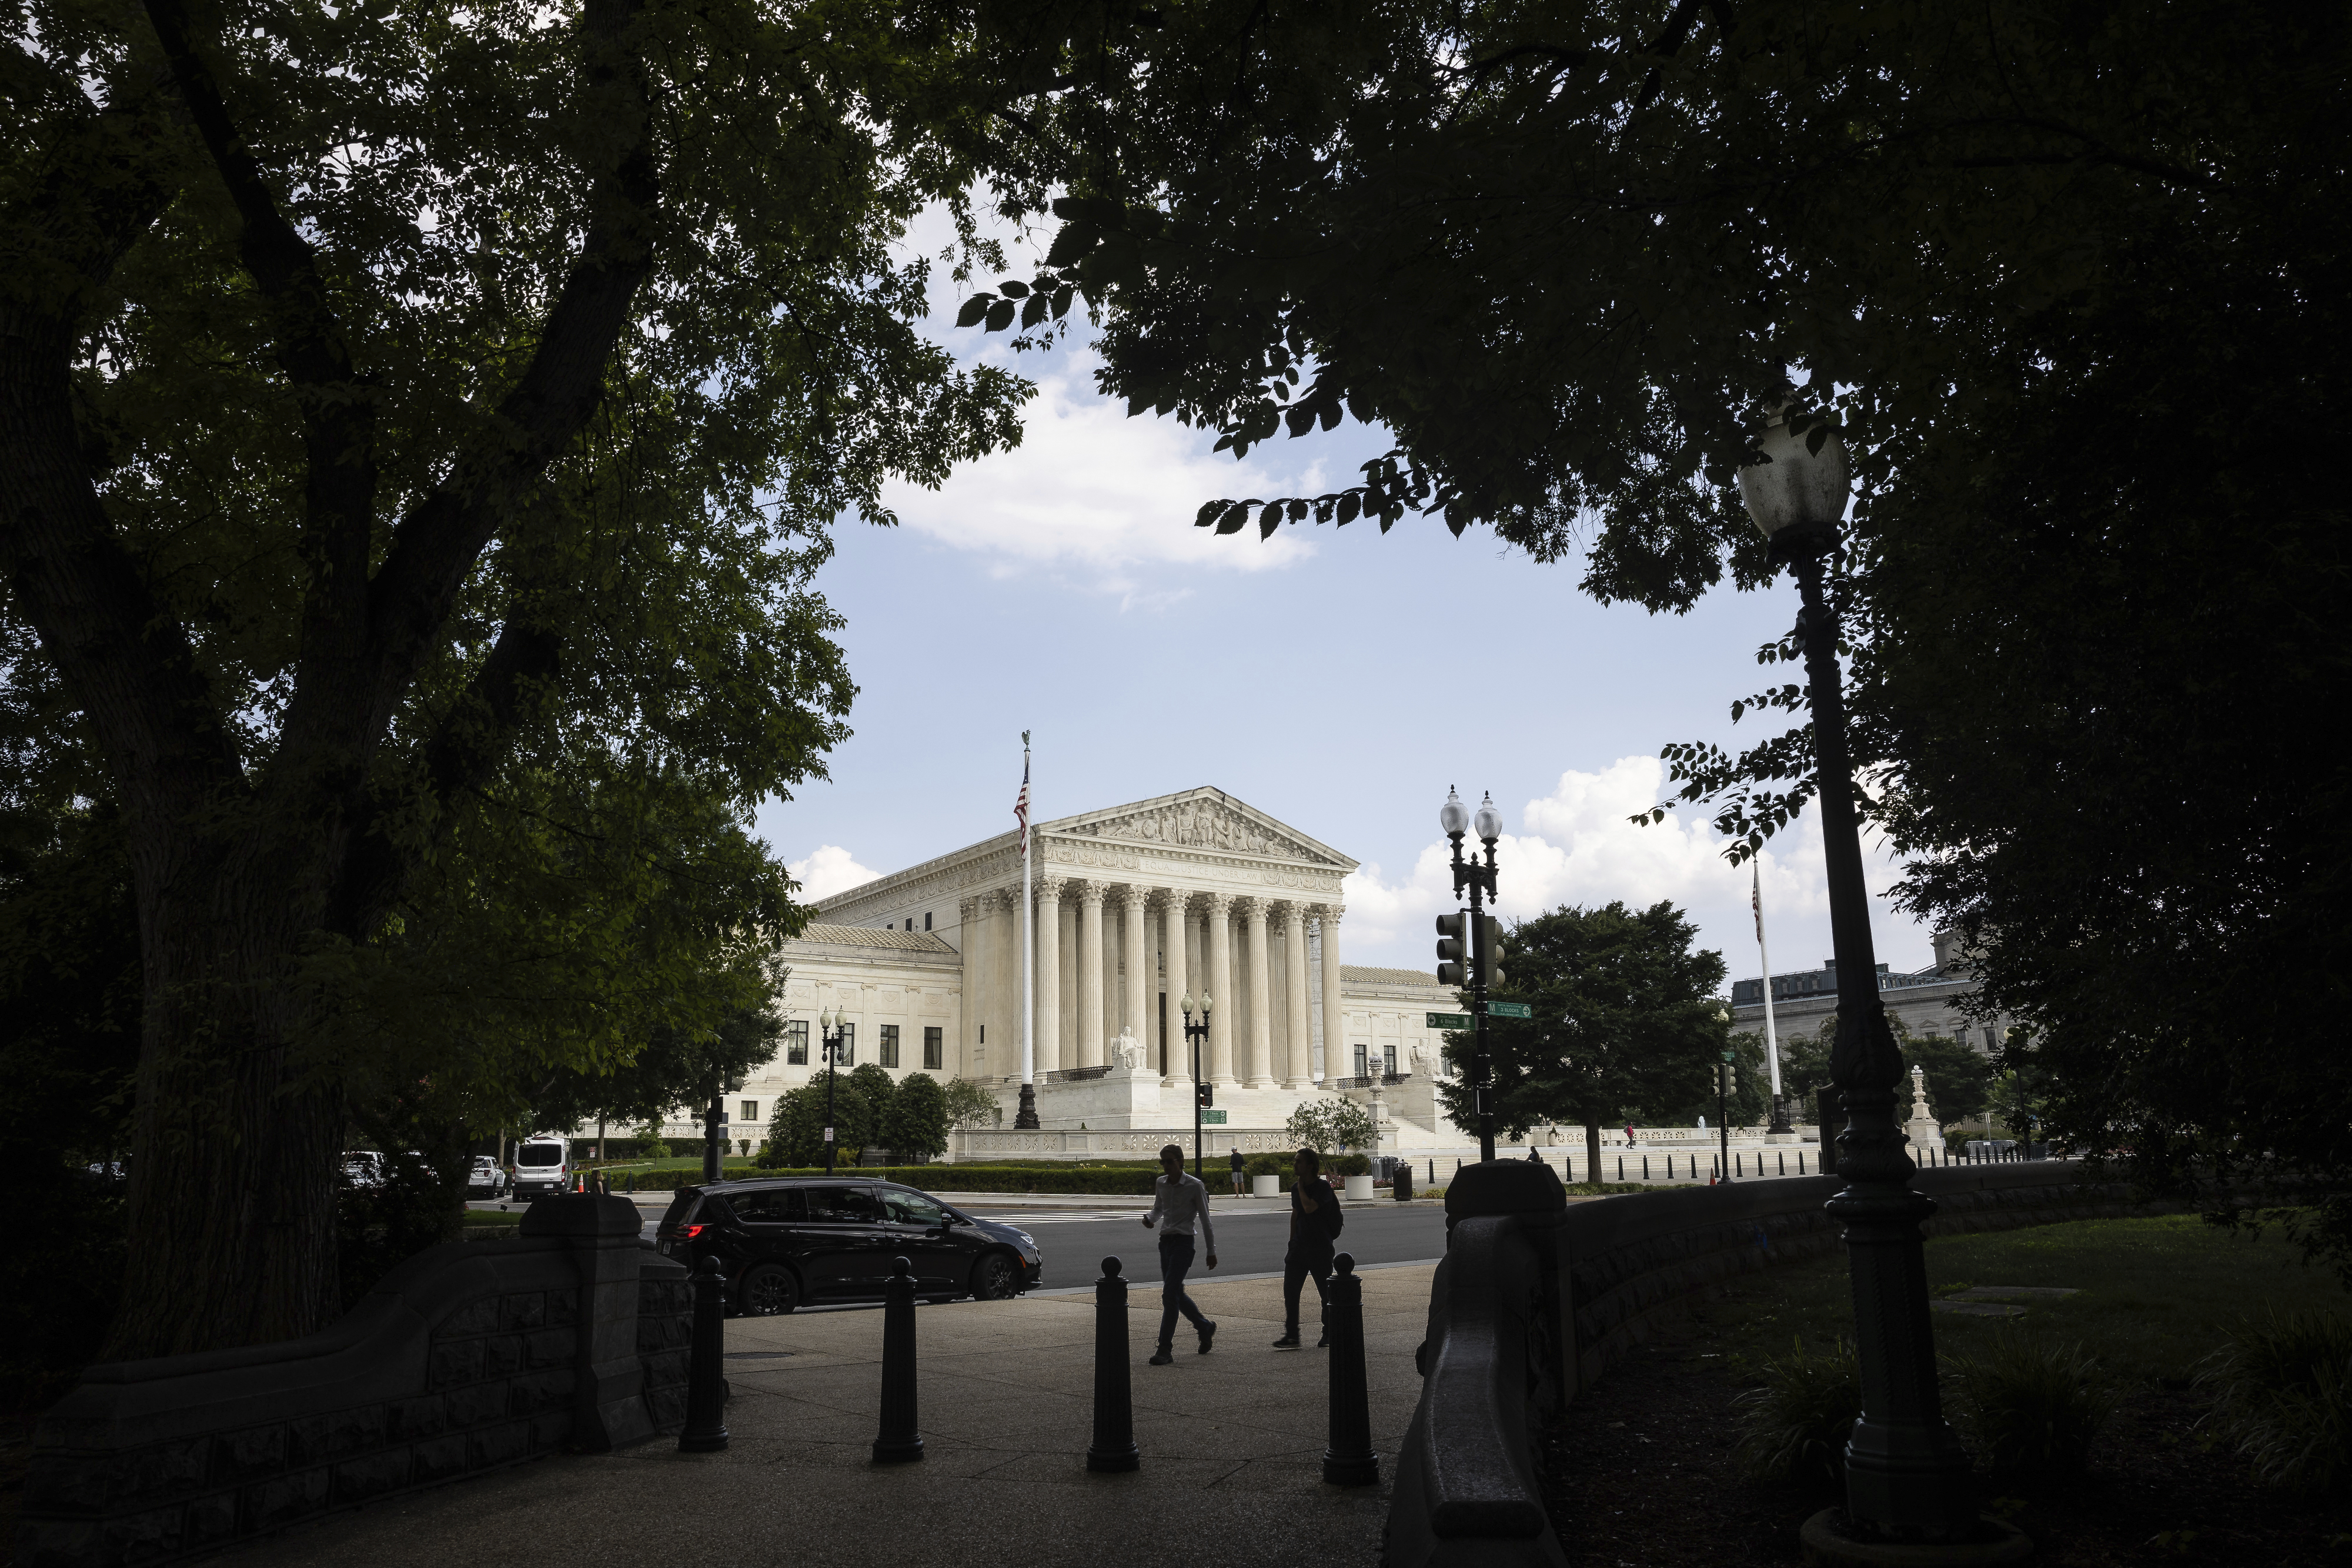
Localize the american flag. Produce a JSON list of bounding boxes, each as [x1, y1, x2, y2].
[[1752, 861, 1764, 943], [1014, 753, 1030, 855]]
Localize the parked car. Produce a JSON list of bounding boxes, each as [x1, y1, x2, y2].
[[466, 1156, 507, 1198], [340, 1150, 386, 1188], [654, 1178, 1042, 1316]]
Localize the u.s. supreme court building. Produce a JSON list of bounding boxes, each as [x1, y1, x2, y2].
[[724, 787, 1475, 1161]]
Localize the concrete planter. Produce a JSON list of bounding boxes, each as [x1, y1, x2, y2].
[[1252, 1174, 1281, 1198], [1344, 1174, 1375, 1201]]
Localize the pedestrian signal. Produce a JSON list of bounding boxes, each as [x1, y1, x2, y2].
[[1195, 1082, 1215, 1108]]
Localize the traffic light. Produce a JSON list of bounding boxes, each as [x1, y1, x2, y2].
[[1478, 914, 1504, 990], [1435, 912, 1467, 987], [1718, 1062, 1738, 1096], [1195, 1081, 1214, 1108]]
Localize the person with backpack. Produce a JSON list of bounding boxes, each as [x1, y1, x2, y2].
[[1272, 1146, 1342, 1349], [1229, 1146, 1247, 1197]]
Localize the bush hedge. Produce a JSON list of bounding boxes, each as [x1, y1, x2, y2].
[[606, 1154, 1382, 1195]]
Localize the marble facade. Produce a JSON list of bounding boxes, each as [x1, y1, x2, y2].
[[726, 786, 1479, 1156]]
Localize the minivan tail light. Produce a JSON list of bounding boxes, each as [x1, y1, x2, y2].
[[681, 1223, 706, 1238]]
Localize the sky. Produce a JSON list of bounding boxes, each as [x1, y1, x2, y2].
[[750, 218, 1936, 992]]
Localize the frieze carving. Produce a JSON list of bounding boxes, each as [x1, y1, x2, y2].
[[1045, 840, 1141, 872], [1065, 799, 1337, 865]]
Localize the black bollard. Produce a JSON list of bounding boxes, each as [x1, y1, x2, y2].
[[872, 1255, 924, 1462], [678, 1255, 730, 1452], [1322, 1253, 1380, 1486], [1087, 1255, 1140, 1472]]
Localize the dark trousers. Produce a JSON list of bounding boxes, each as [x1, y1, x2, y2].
[[1282, 1243, 1334, 1334], [1157, 1233, 1211, 1349]]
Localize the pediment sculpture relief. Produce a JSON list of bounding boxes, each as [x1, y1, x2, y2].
[[1068, 800, 1329, 863]]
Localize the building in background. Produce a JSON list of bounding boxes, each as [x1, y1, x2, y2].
[[732, 786, 1470, 1159], [1727, 927, 2016, 1069]]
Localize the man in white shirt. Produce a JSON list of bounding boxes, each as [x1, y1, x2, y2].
[[1141, 1142, 1218, 1365]]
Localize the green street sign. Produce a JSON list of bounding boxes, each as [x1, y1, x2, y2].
[[1426, 1012, 1474, 1030], [1200, 1109, 1228, 1124], [1489, 1001, 1534, 1019]]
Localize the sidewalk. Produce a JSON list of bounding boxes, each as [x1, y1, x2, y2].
[[208, 1265, 1436, 1568]]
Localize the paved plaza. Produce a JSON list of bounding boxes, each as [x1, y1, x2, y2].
[[206, 1263, 1438, 1568]]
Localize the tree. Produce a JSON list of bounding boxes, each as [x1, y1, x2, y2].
[[1284, 1095, 1376, 1156], [886, 1072, 951, 1164], [952, 0, 2352, 1269], [762, 1076, 870, 1168], [0, 0, 1084, 1356], [844, 1064, 898, 1154], [943, 1077, 1001, 1131], [1788, 1015, 1996, 1142], [1435, 902, 1728, 1176]]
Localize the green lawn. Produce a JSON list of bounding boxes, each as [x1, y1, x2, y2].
[[1695, 1212, 2349, 1384]]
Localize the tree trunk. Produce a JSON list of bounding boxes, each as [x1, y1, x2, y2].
[[1585, 1119, 1604, 1186], [106, 830, 349, 1360]]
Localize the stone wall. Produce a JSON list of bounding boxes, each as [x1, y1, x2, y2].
[[18, 1196, 688, 1568]]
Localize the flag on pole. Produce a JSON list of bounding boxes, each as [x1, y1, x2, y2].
[[1752, 861, 1764, 943], [1014, 753, 1031, 855]]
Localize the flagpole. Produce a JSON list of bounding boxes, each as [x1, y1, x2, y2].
[[1015, 732, 1040, 1129], [1755, 860, 1792, 1135]]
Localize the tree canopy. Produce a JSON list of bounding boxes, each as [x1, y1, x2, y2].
[[1435, 901, 1728, 1168]]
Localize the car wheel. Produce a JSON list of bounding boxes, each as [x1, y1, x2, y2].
[[970, 1252, 1018, 1301], [737, 1263, 800, 1317]]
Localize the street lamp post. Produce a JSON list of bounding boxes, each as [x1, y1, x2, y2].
[[1440, 787, 1503, 1164], [700, 1073, 744, 1185], [1180, 992, 1213, 1184], [818, 1007, 848, 1175], [1737, 390, 1977, 1541]]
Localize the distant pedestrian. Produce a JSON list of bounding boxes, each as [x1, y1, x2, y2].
[[1625, 1123, 1636, 1145], [1142, 1143, 1218, 1365], [1229, 1146, 1246, 1197], [1274, 1148, 1341, 1349]]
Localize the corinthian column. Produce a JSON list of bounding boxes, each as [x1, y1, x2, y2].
[[1034, 877, 1065, 1075], [1318, 906, 1344, 1084], [1241, 897, 1275, 1087], [1282, 902, 1313, 1088], [1119, 885, 1150, 1050], [1161, 892, 1191, 1088], [1077, 881, 1106, 1069], [1203, 893, 1236, 1084], [959, 895, 986, 1081]]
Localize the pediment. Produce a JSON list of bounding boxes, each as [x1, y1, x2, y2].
[[1047, 790, 1354, 869]]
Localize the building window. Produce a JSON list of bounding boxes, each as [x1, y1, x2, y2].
[[978, 1024, 985, 1045], [880, 1024, 900, 1068], [786, 1021, 808, 1065], [837, 1023, 854, 1066], [740, 1100, 759, 1122], [924, 1027, 943, 1069], [1382, 1041, 1398, 1077], [905, 919, 914, 931], [1353, 1042, 1368, 1079], [924, 912, 933, 931]]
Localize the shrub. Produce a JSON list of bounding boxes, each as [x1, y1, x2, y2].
[[1733, 1338, 1859, 1486], [2196, 1308, 2352, 1496], [1946, 1329, 2121, 1478], [886, 1072, 951, 1162]]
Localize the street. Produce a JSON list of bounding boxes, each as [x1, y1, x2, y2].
[[959, 1199, 1448, 1289]]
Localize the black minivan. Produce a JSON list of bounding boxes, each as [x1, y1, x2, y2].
[[655, 1178, 1043, 1316]]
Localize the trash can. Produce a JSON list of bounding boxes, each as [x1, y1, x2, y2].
[[1252, 1174, 1281, 1198], [1344, 1174, 1375, 1201]]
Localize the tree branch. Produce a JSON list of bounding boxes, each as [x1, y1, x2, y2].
[[359, 0, 659, 748], [1633, 0, 1706, 110], [141, 0, 379, 721]]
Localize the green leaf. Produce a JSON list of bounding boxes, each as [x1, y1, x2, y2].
[[984, 299, 1017, 332], [1020, 293, 1047, 328], [998, 279, 1030, 299], [955, 295, 993, 329]]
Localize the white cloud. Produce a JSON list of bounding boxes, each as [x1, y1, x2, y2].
[[787, 844, 883, 901], [1340, 757, 1929, 985], [877, 352, 1326, 601]]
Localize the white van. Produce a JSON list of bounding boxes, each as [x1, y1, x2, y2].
[[512, 1135, 571, 1198]]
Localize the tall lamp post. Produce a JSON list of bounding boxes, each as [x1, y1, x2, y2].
[[700, 1074, 744, 1185], [1438, 787, 1503, 1164], [817, 1007, 848, 1175], [1737, 393, 1977, 1540], [1179, 992, 1212, 1184]]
